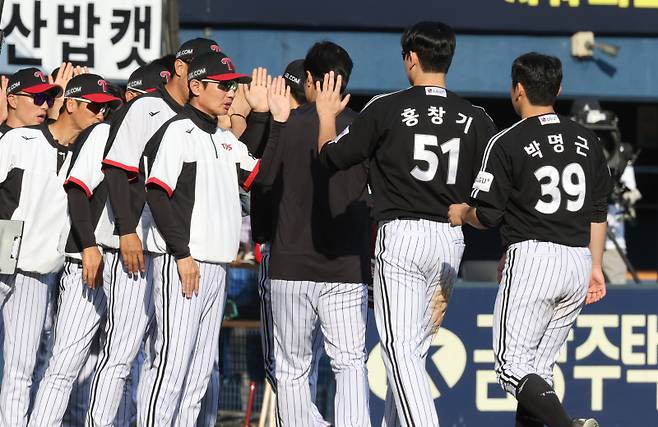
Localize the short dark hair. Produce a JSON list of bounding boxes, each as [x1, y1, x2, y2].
[[401, 22, 456, 73], [304, 41, 353, 94], [511, 52, 563, 106]]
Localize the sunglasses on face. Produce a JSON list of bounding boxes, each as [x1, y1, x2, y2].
[[71, 98, 112, 116], [202, 79, 239, 92], [13, 92, 56, 108]]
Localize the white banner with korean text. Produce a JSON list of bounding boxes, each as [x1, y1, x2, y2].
[[0, 0, 162, 80]]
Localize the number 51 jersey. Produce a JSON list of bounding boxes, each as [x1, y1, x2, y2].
[[320, 86, 496, 222], [470, 113, 612, 248]]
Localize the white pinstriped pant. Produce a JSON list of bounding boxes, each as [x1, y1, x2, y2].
[[85, 250, 155, 427], [257, 251, 326, 425], [269, 279, 370, 427], [137, 254, 227, 427], [494, 241, 590, 396], [0, 270, 58, 427], [374, 219, 464, 427], [28, 261, 136, 427]]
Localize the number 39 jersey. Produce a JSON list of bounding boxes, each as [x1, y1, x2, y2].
[[470, 113, 612, 248], [319, 86, 496, 222]]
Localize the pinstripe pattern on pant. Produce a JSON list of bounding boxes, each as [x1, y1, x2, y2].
[[374, 219, 465, 427], [258, 251, 326, 426], [270, 279, 370, 427], [195, 356, 220, 427], [259, 251, 326, 394], [29, 262, 106, 427], [86, 249, 154, 427], [0, 271, 58, 427], [493, 240, 591, 396], [137, 254, 227, 427]]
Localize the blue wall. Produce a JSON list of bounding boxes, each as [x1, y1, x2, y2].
[[181, 28, 658, 101]]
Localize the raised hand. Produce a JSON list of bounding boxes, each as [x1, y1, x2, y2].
[[245, 67, 271, 113], [267, 76, 291, 123], [0, 76, 9, 124], [48, 62, 75, 120], [315, 71, 350, 119], [230, 84, 251, 118]]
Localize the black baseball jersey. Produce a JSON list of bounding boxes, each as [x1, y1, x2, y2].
[[319, 86, 496, 222], [0, 124, 72, 273], [470, 113, 612, 248]]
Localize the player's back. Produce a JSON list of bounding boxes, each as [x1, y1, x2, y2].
[[474, 113, 611, 247], [365, 86, 494, 222]]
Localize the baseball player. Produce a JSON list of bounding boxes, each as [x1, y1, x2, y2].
[[87, 38, 222, 427], [252, 59, 327, 419], [138, 51, 255, 426], [316, 22, 496, 426], [125, 61, 172, 102], [257, 42, 372, 426], [1, 67, 62, 135], [448, 53, 609, 427], [0, 73, 113, 426], [29, 65, 172, 427]]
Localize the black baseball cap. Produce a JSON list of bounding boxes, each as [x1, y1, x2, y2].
[[175, 38, 221, 62], [187, 52, 251, 83], [283, 59, 305, 91], [63, 74, 121, 105], [127, 62, 171, 93], [7, 67, 62, 97]]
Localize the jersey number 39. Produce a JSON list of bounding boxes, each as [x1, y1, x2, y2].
[[410, 134, 460, 184], [534, 163, 586, 215]]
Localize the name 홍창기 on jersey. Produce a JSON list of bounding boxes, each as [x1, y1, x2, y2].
[[401, 107, 474, 134]]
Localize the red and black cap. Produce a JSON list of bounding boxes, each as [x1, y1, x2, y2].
[[187, 52, 251, 83], [175, 38, 221, 62], [7, 67, 63, 97], [127, 62, 171, 93], [64, 74, 121, 105]]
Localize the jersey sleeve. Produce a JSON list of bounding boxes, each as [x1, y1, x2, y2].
[[145, 129, 185, 197], [319, 101, 380, 170], [471, 106, 498, 183], [64, 125, 109, 198], [590, 131, 613, 223], [0, 133, 17, 183], [469, 134, 513, 228], [225, 130, 260, 191], [103, 103, 147, 175]]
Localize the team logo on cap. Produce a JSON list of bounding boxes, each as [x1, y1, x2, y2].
[[98, 79, 108, 93], [34, 70, 46, 83], [176, 48, 193, 58], [211, 44, 221, 53], [188, 68, 206, 80], [221, 57, 235, 71], [284, 72, 301, 85], [160, 70, 171, 83]]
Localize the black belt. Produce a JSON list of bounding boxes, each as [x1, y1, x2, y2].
[[65, 257, 83, 266], [396, 216, 420, 221]]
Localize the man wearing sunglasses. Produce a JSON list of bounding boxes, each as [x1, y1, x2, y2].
[[1, 67, 62, 136], [140, 51, 256, 426], [87, 37, 222, 427], [0, 73, 118, 426]]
